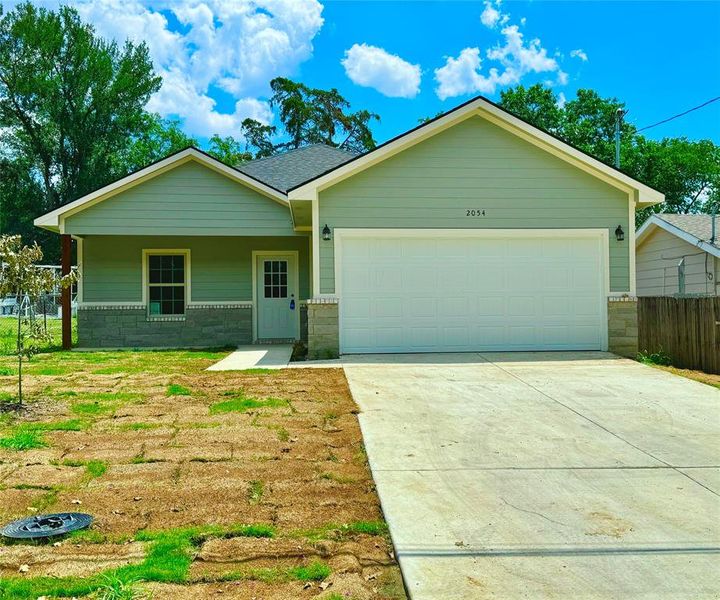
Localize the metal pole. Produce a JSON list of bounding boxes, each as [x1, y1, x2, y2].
[[615, 108, 623, 168]]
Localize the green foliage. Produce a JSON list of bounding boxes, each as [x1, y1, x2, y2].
[[498, 84, 720, 222], [269, 77, 379, 153], [0, 523, 275, 597], [247, 480, 264, 504], [0, 234, 77, 406], [210, 393, 288, 414], [0, 2, 161, 261], [96, 574, 146, 600], [166, 383, 191, 396], [0, 425, 47, 450], [637, 349, 672, 366], [206, 134, 252, 166]]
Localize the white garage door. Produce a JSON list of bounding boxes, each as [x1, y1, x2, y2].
[[337, 230, 608, 354]]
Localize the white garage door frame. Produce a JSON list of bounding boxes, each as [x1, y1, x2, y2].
[[333, 228, 610, 354]]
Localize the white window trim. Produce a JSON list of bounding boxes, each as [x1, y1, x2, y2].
[[332, 228, 610, 352], [142, 249, 191, 317], [251, 250, 300, 342]]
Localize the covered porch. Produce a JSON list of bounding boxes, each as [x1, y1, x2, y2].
[[72, 234, 311, 348]]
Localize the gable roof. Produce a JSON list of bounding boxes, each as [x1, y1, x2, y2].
[[637, 213, 720, 258], [34, 147, 289, 233], [288, 95, 665, 207], [237, 144, 357, 193]]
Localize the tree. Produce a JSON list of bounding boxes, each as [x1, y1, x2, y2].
[[240, 118, 276, 159], [206, 134, 252, 166], [0, 2, 161, 260], [0, 235, 75, 408], [498, 84, 719, 223], [113, 113, 197, 174], [269, 77, 379, 153]]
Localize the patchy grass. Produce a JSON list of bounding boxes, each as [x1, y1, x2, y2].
[[167, 383, 192, 397], [0, 316, 77, 355], [247, 480, 264, 504], [119, 422, 161, 431], [0, 523, 276, 598], [0, 351, 403, 599], [653, 364, 720, 390], [210, 392, 288, 415], [637, 349, 672, 367], [0, 426, 47, 450]]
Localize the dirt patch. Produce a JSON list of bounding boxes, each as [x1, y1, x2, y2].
[[655, 365, 720, 390], [0, 360, 406, 599]]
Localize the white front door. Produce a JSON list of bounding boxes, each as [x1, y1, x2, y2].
[[337, 230, 608, 353], [256, 254, 299, 340]]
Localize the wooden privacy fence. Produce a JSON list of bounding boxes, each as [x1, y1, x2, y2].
[[638, 296, 720, 374]]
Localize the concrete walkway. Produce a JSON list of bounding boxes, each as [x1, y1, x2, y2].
[[206, 344, 292, 371], [344, 352, 720, 599]]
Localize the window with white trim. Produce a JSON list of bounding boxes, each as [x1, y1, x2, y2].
[[148, 254, 186, 316]]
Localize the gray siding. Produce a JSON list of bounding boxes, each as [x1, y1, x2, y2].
[[81, 235, 311, 303], [636, 227, 719, 296], [65, 160, 296, 236], [318, 116, 631, 294]]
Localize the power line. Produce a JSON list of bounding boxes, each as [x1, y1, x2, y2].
[[636, 96, 720, 132]]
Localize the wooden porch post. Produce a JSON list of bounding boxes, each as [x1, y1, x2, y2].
[[61, 234, 72, 350]]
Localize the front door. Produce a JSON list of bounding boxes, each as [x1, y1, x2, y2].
[[256, 254, 299, 340]]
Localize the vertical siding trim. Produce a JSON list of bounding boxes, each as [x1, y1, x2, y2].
[[312, 194, 321, 296], [628, 193, 637, 296]]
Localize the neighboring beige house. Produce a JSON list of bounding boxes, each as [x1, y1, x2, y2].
[[636, 214, 719, 296]]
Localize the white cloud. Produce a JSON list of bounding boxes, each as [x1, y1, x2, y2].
[[480, 1, 501, 28], [341, 44, 421, 98], [570, 48, 588, 61], [435, 10, 567, 100], [58, 0, 325, 137], [556, 92, 567, 109]]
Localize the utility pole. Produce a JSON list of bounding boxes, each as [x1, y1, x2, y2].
[[614, 108, 625, 169]]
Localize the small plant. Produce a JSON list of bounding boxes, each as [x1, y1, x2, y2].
[[96, 574, 147, 600], [0, 426, 47, 450], [167, 383, 191, 396], [637, 349, 672, 366], [247, 480, 264, 504], [0, 234, 76, 408]]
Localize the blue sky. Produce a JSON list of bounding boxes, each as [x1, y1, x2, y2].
[[59, 0, 720, 146]]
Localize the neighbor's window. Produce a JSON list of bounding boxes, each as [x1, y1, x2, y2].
[[148, 254, 186, 316]]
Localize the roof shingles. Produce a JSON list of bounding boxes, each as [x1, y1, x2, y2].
[[656, 213, 720, 248], [236, 144, 357, 193]]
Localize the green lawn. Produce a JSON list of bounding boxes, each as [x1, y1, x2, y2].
[[0, 316, 77, 355]]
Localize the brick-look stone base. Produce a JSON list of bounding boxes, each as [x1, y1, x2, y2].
[[78, 306, 252, 348], [608, 298, 638, 358], [307, 301, 339, 359]]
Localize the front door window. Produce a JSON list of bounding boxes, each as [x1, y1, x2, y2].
[[264, 260, 288, 299]]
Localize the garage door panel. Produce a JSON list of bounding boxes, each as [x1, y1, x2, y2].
[[338, 232, 605, 353]]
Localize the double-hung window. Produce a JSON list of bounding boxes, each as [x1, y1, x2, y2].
[[147, 253, 187, 316]]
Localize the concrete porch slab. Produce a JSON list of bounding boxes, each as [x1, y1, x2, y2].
[[206, 344, 292, 371]]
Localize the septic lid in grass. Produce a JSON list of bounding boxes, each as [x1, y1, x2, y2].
[[1, 512, 93, 539]]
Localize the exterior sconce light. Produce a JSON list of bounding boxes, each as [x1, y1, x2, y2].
[[322, 224, 331, 241], [615, 225, 624, 242]]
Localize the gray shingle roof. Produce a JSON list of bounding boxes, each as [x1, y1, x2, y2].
[[656, 213, 720, 248], [236, 144, 358, 193]]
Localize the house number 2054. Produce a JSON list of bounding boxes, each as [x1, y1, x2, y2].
[[466, 209, 486, 217]]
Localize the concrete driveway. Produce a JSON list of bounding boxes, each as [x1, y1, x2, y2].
[[343, 352, 720, 599]]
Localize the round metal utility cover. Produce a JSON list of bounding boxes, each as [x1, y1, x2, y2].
[[1, 513, 93, 539]]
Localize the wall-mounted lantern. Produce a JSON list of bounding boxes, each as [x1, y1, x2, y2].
[[322, 224, 332, 241], [615, 225, 625, 242]]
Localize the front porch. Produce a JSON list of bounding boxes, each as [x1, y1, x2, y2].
[[74, 235, 311, 348]]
